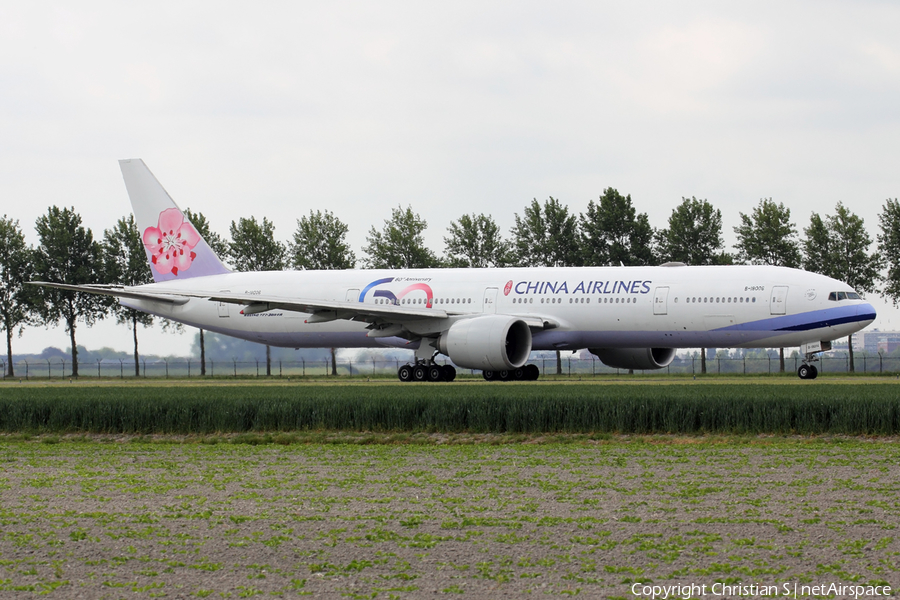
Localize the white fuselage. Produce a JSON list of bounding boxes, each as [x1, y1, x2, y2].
[[122, 265, 876, 352]]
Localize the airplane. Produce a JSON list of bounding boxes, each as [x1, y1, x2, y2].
[[34, 159, 877, 381]]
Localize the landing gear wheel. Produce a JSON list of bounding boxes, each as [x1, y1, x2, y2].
[[483, 370, 495, 381], [427, 365, 444, 382], [526, 364, 540, 381], [441, 365, 457, 382], [413, 365, 427, 381], [497, 370, 510, 382], [798, 364, 811, 379], [513, 367, 526, 381], [810, 365, 818, 379], [398, 365, 413, 382]]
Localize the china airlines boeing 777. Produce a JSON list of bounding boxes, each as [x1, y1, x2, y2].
[[35, 159, 877, 381]]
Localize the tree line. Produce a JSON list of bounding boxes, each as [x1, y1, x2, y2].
[[1, 190, 896, 378]]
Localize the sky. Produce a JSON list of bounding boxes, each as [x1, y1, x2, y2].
[[2, 1, 899, 357]]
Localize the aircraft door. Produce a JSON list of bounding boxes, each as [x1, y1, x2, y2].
[[346, 289, 360, 303], [482, 287, 498, 314], [218, 290, 230, 318], [770, 286, 788, 315], [653, 286, 669, 315]]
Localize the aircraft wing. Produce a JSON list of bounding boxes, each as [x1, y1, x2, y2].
[[156, 287, 449, 323], [30, 281, 449, 324], [30, 282, 557, 332]]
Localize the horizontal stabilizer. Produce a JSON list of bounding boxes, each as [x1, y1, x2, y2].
[[28, 282, 189, 305]]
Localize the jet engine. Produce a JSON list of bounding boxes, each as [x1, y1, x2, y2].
[[438, 315, 532, 371], [589, 347, 676, 370]]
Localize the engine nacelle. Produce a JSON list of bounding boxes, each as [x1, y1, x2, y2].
[[439, 315, 532, 371], [589, 347, 677, 370]]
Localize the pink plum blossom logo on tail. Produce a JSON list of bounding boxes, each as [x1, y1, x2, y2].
[[143, 208, 201, 276]]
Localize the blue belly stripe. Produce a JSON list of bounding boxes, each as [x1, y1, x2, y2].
[[713, 304, 876, 333], [774, 311, 877, 332]]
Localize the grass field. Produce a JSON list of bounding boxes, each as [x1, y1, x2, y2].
[[1, 378, 899, 435], [0, 437, 897, 598]]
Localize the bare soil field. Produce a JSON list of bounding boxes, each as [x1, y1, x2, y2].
[[0, 436, 898, 598]]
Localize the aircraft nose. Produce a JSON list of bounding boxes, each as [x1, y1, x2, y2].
[[859, 302, 877, 324]]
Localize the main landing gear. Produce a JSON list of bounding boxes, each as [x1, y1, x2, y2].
[[397, 362, 457, 382], [482, 364, 540, 382]]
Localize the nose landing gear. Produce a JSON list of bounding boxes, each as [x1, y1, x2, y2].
[[796, 340, 832, 380], [797, 363, 818, 380]]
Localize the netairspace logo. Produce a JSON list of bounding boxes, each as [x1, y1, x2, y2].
[[630, 582, 893, 599]]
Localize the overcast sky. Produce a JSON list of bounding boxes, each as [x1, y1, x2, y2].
[[3, 1, 899, 357]]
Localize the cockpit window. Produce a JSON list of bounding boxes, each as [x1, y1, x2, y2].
[[828, 291, 861, 301]]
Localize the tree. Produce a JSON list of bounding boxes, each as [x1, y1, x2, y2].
[[363, 206, 440, 269], [803, 202, 882, 372], [291, 210, 356, 270], [103, 215, 154, 377], [579, 188, 655, 266], [511, 198, 579, 373], [733, 198, 802, 371], [182, 208, 229, 259], [32, 206, 109, 377], [657, 197, 731, 373], [878, 199, 900, 306], [228, 216, 286, 272], [181, 208, 229, 375], [443, 213, 511, 268], [657, 197, 731, 266], [228, 216, 286, 375], [0, 217, 35, 377], [733, 199, 802, 268], [291, 209, 356, 374], [511, 198, 580, 268]]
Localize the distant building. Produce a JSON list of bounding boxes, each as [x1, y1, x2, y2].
[[832, 330, 900, 354], [863, 330, 900, 354]]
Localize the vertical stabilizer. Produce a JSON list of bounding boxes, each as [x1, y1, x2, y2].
[[119, 159, 231, 283]]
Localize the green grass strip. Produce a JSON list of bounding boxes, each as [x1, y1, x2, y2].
[[0, 383, 897, 435]]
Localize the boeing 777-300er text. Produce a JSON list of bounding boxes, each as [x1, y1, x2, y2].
[[34, 159, 877, 381]]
